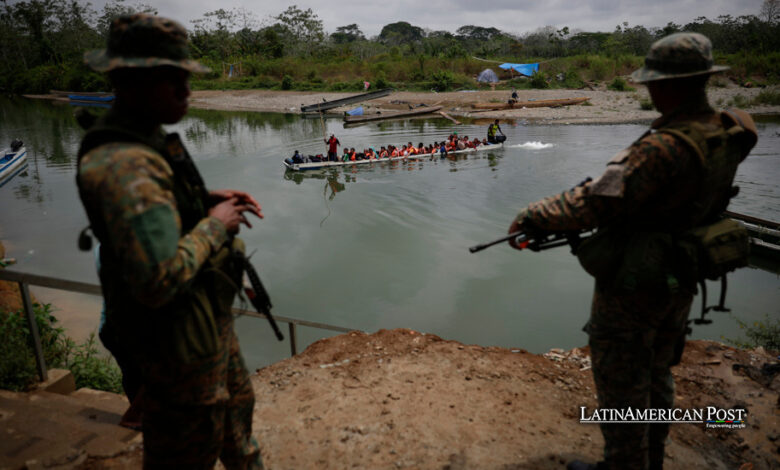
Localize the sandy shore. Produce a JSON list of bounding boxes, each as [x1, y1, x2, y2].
[[189, 84, 780, 125]]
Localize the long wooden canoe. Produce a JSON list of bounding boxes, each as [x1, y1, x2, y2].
[[471, 97, 590, 110], [283, 142, 503, 171], [343, 105, 443, 123], [300, 88, 393, 113], [726, 210, 780, 274]]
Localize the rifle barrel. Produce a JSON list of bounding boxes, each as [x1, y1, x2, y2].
[[469, 231, 526, 253]]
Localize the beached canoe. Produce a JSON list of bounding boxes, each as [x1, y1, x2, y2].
[[0, 140, 28, 188], [283, 142, 504, 171], [343, 105, 443, 123], [471, 97, 590, 110], [300, 88, 393, 113]]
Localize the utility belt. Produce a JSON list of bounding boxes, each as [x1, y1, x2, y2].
[[576, 217, 749, 320]]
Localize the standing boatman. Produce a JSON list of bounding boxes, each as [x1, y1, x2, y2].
[[506, 33, 756, 470], [325, 133, 341, 161], [77, 14, 265, 468], [487, 119, 505, 143]]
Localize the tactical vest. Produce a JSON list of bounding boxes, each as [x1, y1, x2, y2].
[[77, 123, 244, 366], [577, 109, 756, 295]]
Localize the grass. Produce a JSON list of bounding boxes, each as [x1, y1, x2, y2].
[[0, 304, 122, 393], [752, 89, 780, 105]]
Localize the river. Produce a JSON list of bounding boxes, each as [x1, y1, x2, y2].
[[1, 96, 778, 369]]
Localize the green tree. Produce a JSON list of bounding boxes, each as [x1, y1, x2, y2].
[[379, 21, 424, 45], [274, 5, 324, 56], [331, 23, 364, 44]]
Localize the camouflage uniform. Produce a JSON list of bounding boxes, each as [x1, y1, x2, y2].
[[514, 33, 755, 470], [77, 14, 262, 469]]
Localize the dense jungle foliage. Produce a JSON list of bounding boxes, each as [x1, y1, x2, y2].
[[1, 0, 779, 94]]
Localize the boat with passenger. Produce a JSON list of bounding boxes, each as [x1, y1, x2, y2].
[[0, 140, 28, 187], [283, 139, 504, 171]]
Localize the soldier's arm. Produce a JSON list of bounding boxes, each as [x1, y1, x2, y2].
[[87, 144, 228, 307], [516, 133, 693, 231]]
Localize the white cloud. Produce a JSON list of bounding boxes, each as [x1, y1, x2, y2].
[[69, 0, 766, 36]]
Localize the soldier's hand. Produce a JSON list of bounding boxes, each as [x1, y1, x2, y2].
[[209, 197, 255, 234], [209, 189, 263, 219], [507, 218, 525, 250]]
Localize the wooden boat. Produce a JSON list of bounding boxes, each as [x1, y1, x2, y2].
[[471, 97, 590, 110], [343, 105, 443, 123], [283, 142, 504, 171], [300, 88, 392, 113], [0, 140, 28, 188], [50, 90, 113, 97], [726, 210, 780, 274], [68, 94, 114, 102]]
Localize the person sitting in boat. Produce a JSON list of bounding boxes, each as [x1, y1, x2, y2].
[[366, 148, 376, 160], [487, 119, 506, 143], [291, 150, 306, 164], [378, 146, 388, 158], [349, 148, 357, 161], [390, 146, 400, 157], [309, 153, 325, 162], [439, 142, 448, 156]]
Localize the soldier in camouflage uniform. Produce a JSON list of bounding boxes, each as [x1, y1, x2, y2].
[[507, 33, 757, 470], [77, 14, 264, 469]]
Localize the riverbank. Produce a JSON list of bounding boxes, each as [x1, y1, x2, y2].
[[188, 84, 780, 124], [76, 329, 779, 470]]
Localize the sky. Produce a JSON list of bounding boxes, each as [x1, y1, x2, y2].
[[22, 0, 768, 36], [111, 0, 765, 36]]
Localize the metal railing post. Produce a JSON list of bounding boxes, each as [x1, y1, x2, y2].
[[19, 281, 48, 381], [289, 323, 297, 356]]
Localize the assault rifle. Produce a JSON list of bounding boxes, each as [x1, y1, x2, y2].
[[469, 230, 590, 254], [242, 256, 284, 341]]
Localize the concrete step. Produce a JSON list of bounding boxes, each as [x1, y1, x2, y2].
[[0, 389, 140, 470], [69, 388, 129, 417]]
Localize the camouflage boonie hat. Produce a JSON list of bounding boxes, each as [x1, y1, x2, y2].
[[631, 32, 728, 83], [85, 13, 209, 73]]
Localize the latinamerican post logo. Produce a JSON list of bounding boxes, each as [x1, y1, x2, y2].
[[579, 406, 746, 429]]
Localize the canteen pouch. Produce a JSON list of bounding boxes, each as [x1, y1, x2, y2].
[[578, 228, 681, 292], [576, 227, 629, 282], [679, 218, 750, 281]]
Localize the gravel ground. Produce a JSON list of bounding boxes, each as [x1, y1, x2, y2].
[[188, 84, 780, 125]]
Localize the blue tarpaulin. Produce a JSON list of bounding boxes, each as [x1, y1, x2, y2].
[[499, 63, 540, 76], [345, 106, 363, 116]]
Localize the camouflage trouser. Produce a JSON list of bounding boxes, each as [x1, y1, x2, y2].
[[586, 285, 693, 470], [142, 336, 263, 470]]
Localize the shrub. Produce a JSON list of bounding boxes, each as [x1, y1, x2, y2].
[[729, 94, 749, 107], [66, 332, 123, 393], [431, 70, 454, 91], [725, 314, 780, 352], [374, 72, 389, 90], [608, 76, 635, 91], [752, 89, 780, 106], [281, 75, 294, 90], [0, 304, 121, 393], [0, 304, 71, 391], [639, 99, 654, 110], [530, 71, 549, 89]]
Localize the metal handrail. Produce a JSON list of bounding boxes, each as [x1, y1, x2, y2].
[[0, 269, 357, 381]]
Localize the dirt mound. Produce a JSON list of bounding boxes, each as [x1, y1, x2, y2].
[[251, 329, 779, 470]]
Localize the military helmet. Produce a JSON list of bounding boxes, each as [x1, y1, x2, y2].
[[631, 32, 728, 83], [85, 13, 209, 73]]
